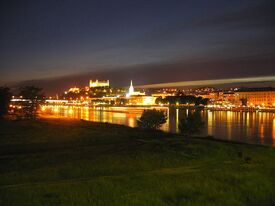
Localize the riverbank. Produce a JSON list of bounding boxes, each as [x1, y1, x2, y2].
[[0, 118, 275, 205]]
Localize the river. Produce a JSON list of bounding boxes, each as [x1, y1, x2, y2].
[[41, 105, 275, 146]]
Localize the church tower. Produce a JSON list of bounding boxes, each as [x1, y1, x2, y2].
[[129, 80, 134, 95]]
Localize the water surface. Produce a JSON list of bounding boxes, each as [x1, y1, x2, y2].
[[41, 105, 275, 146]]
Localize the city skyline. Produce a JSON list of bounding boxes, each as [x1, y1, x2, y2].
[[1, 1, 275, 203]]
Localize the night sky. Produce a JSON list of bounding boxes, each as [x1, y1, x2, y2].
[[0, 0, 275, 94]]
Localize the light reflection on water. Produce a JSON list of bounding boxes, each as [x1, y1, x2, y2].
[[41, 105, 275, 146]]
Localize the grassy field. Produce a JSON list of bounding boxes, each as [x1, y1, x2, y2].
[[0, 119, 274, 206]]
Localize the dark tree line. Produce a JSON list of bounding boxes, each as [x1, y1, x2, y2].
[[19, 86, 44, 119], [0, 87, 12, 119], [156, 95, 209, 106]]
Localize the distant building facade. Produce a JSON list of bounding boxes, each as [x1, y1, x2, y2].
[[127, 95, 157, 105], [68, 87, 80, 93], [197, 87, 275, 107], [236, 88, 275, 107], [89, 79, 109, 88]]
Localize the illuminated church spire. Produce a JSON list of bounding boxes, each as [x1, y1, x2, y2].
[[129, 80, 134, 94]]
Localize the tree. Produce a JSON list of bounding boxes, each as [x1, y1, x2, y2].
[[19, 86, 44, 119], [200, 98, 209, 106], [240, 98, 247, 106], [0, 87, 12, 119], [115, 98, 128, 105], [155, 97, 162, 104], [137, 109, 167, 130], [178, 110, 204, 136]]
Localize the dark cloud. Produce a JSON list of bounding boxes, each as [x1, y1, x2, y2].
[[1, 0, 274, 89], [13, 52, 275, 95], [149, 0, 275, 36], [192, 0, 275, 30]]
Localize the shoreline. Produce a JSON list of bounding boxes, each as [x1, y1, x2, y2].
[[42, 104, 275, 113], [21, 117, 275, 148]]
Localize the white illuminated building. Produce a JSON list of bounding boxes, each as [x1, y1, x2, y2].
[[126, 80, 145, 97], [89, 79, 109, 87], [126, 80, 157, 105]]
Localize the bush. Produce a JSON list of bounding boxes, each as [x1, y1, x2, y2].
[[179, 110, 204, 136], [0, 87, 12, 119], [19, 86, 44, 119], [137, 109, 167, 130]]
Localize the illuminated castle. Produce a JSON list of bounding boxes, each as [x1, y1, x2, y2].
[[89, 79, 109, 88]]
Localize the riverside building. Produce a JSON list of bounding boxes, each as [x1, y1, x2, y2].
[[236, 87, 275, 107]]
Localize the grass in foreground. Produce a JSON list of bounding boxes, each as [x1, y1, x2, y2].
[[0, 119, 274, 206]]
